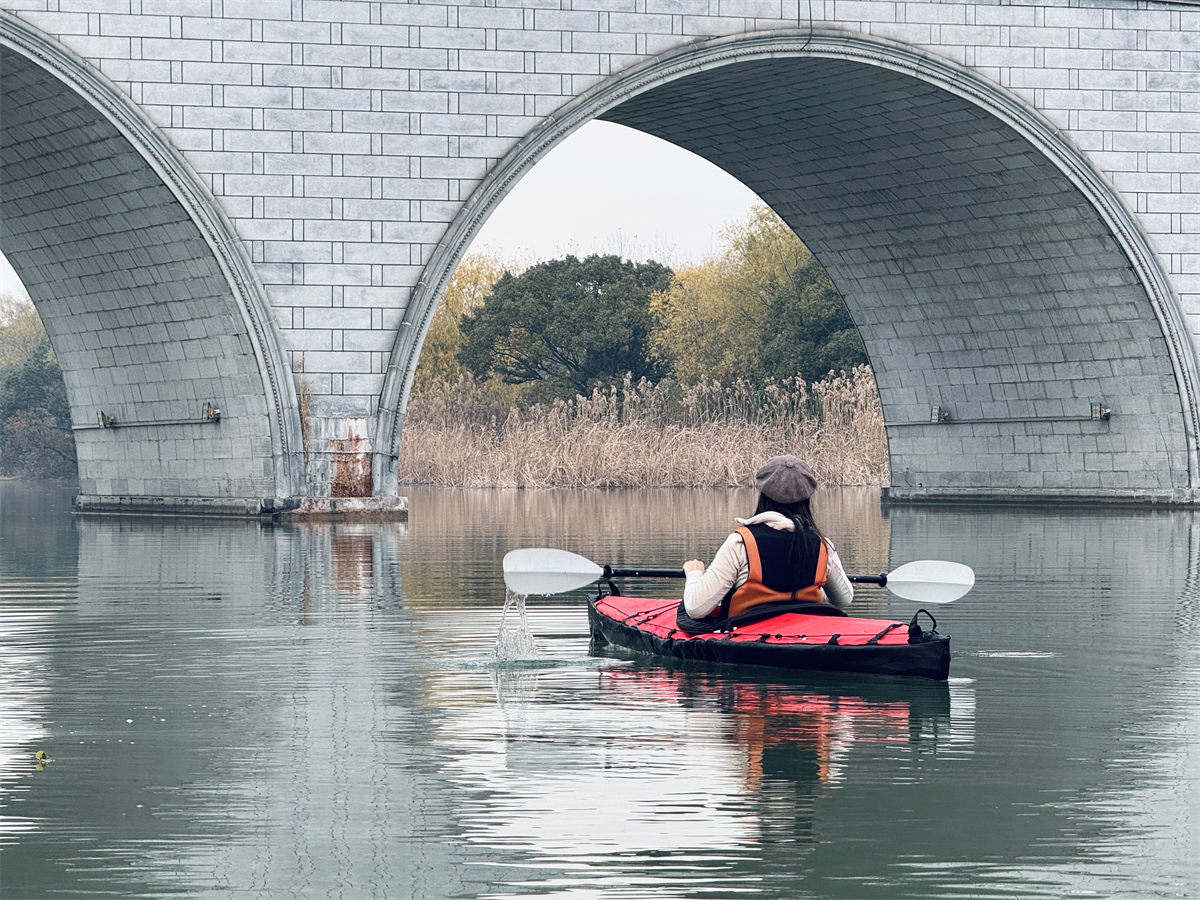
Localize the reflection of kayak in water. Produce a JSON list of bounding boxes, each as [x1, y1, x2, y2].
[[599, 664, 951, 727], [589, 594, 951, 680], [599, 666, 953, 790]]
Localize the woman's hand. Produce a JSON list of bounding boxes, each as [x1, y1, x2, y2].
[[683, 559, 706, 575]]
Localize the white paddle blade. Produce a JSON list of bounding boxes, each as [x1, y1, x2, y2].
[[502, 548, 603, 596], [885, 560, 975, 604]]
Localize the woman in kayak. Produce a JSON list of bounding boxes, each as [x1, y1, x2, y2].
[[679, 455, 853, 632]]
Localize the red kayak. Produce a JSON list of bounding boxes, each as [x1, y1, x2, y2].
[[588, 593, 951, 680]]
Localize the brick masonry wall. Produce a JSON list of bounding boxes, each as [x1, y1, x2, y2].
[[1, 48, 280, 505], [604, 53, 1192, 495], [1, 0, 1199, 501]]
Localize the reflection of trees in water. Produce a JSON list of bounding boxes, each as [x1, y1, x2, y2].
[[812, 485, 891, 580], [0, 481, 77, 579], [886, 503, 1197, 636], [399, 485, 891, 608]]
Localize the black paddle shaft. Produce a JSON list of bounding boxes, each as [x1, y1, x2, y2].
[[603, 565, 684, 579], [604, 566, 889, 584], [848, 573, 888, 586]]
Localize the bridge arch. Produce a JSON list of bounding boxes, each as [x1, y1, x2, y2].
[[384, 28, 1200, 503], [0, 13, 303, 511]]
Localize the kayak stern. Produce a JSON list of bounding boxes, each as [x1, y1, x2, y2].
[[588, 594, 951, 680]]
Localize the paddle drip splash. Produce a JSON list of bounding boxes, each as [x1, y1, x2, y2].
[[494, 587, 539, 661]]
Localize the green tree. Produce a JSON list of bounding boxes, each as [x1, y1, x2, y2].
[[457, 254, 672, 400], [0, 303, 76, 477], [761, 256, 866, 384], [651, 206, 866, 385], [650, 207, 804, 383]]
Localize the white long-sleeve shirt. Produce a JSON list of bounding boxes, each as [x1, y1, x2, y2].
[[683, 512, 854, 618]]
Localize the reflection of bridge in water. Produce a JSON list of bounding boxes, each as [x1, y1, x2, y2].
[[2, 5, 1200, 511]]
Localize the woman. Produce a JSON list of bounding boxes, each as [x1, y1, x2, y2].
[[679, 455, 853, 632]]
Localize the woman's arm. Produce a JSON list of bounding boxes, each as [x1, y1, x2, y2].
[[823, 543, 854, 609], [682, 532, 747, 618]]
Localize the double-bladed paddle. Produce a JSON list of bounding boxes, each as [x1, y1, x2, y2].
[[501, 548, 974, 603]]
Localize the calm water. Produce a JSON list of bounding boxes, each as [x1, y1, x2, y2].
[[0, 481, 1197, 899]]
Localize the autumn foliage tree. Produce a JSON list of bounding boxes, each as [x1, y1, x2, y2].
[[651, 206, 866, 385], [0, 296, 77, 478], [414, 253, 508, 383]]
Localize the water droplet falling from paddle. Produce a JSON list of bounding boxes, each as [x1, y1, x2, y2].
[[494, 587, 539, 661]]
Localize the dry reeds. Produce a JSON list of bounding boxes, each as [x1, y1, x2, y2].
[[397, 365, 888, 489]]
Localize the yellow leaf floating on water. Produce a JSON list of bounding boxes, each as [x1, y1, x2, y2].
[[35, 750, 52, 770]]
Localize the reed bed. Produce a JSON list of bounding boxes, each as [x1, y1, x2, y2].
[[397, 365, 888, 489]]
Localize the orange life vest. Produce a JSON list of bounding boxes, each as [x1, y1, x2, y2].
[[721, 524, 829, 620]]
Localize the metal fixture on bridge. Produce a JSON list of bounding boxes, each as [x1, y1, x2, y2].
[[79, 403, 223, 431], [890, 401, 1112, 427]]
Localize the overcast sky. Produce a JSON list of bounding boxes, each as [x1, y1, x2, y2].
[[471, 120, 761, 267], [0, 121, 758, 297]]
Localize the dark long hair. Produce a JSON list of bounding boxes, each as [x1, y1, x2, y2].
[[754, 493, 825, 543]]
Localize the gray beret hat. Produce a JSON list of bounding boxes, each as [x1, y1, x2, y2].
[[755, 455, 818, 503]]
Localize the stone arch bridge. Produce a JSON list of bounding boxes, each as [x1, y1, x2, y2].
[[2, 1, 1199, 514]]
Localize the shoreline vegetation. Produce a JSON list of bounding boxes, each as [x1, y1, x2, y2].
[[397, 366, 887, 489], [0, 207, 888, 488], [397, 207, 886, 492]]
